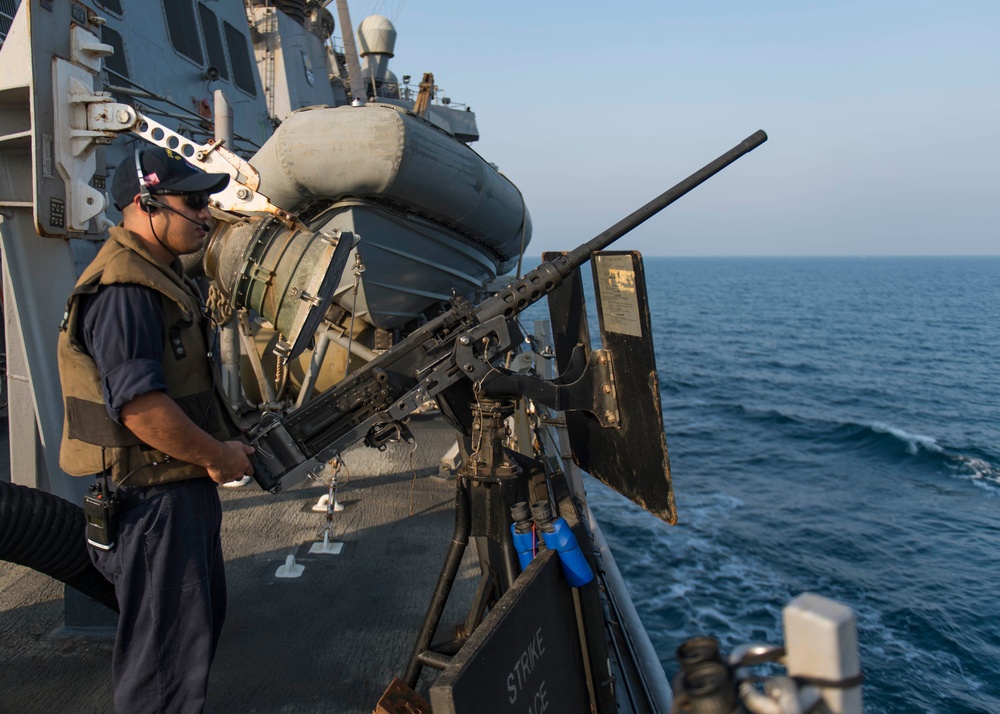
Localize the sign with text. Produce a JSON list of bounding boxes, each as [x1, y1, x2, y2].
[[429, 551, 590, 714]]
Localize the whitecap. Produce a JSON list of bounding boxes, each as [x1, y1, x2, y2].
[[951, 454, 1000, 492], [868, 421, 943, 455]]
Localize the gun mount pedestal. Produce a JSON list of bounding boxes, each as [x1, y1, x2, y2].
[[403, 396, 530, 687]]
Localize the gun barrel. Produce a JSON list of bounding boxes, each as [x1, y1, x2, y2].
[[569, 129, 767, 265], [477, 130, 767, 323]]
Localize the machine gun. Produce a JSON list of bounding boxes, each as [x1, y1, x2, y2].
[[248, 130, 768, 497]]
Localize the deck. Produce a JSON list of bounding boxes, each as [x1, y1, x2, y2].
[[0, 415, 479, 713]]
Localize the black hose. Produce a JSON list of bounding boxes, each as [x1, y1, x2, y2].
[[0, 480, 118, 612]]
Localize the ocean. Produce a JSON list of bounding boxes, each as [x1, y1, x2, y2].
[[532, 256, 999, 713]]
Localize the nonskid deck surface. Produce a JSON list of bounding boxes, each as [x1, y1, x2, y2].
[[0, 415, 479, 713]]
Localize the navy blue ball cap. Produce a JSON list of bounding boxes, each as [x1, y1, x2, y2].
[[111, 147, 230, 210]]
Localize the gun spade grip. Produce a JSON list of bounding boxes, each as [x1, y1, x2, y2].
[[249, 452, 281, 493]]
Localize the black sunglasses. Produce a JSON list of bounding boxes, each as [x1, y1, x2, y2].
[[158, 192, 211, 210]]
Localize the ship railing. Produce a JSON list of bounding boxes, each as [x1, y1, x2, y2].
[[326, 35, 346, 56], [323, 36, 469, 109]]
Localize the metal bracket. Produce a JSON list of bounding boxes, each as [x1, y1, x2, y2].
[[70, 24, 113, 73], [87, 101, 138, 133], [52, 57, 116, 230], [128, 112, 302, 229], [364, 418, 415, 451], [56, 84, 299, 232], [450, 315, 520, 383], [293, 289, 324, 308], [46, 19, 298, 234], [479, 348, 621, 428], [385, 385, 432, 422], [585, 350, 620, 428]]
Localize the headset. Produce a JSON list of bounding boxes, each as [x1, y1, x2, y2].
[[134, 147, 155, 212]]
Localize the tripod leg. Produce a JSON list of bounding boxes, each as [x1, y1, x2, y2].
[[460, 568, 496, 638], [403, 476, 472, 688]]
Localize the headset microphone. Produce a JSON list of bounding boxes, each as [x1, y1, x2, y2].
[[144, 198, 211, 232]]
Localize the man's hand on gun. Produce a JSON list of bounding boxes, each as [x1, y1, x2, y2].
[[208, 440, 256, 485]]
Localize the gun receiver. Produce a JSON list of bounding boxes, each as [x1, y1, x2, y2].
[[249, 130, 768, 491]]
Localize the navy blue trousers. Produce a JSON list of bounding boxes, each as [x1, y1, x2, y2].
[[90, 478, 226, 714]]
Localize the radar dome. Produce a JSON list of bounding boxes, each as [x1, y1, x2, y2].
[[357, 15, 397, 58]]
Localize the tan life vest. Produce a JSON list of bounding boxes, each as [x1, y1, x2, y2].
[[57, 227, 239, 486]]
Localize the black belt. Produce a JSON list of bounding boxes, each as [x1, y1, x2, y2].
[[114, 480, 190, 513]]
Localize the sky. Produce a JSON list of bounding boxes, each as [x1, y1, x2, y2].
[[346, 0, 999, 257]]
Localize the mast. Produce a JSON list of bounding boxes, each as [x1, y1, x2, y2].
[[333, 0, 367, 102]]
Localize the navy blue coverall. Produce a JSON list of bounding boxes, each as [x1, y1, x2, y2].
[[81, 282, 226, 713]]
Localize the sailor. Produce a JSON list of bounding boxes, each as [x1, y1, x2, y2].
[[57, 147, 255, 712]]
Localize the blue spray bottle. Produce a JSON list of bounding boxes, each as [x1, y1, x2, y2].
[[530, 500, 595, 587]]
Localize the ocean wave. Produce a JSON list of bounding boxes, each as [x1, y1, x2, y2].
[[844, 421, 1000, 491], [709, 403, 1000, 492], [691, 401, 809, 429], [865, 422, 943, 455], [684, 395, 1000, 494]]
